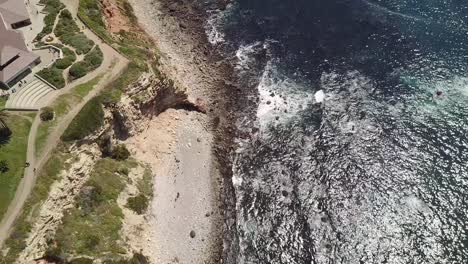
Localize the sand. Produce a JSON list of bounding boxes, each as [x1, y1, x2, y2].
[[126, 109, 222, 263], [123, 0, 233, 262]]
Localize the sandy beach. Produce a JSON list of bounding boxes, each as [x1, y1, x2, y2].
[[125, 0, 229, 262]]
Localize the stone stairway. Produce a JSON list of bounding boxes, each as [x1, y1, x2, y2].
[[5, 76, 56, 110]]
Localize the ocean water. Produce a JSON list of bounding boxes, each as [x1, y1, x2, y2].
[[206, 0, 468, 263]]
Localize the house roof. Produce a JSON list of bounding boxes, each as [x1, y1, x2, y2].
[[0, 13, 39, 84], [0, 0, 30, 27]]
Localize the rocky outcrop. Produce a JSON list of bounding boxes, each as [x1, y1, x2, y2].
[[17, 145, 101, 263], [110, 72, 208, 140]]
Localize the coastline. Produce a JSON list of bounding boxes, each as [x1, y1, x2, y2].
[[126, 0, 239, 263]]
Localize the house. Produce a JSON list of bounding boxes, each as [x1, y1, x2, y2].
[[0, 3, 40, 90], [0, 0, 31, 29]]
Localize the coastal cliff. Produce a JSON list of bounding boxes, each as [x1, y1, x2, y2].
[[0, 0, 232, 262]]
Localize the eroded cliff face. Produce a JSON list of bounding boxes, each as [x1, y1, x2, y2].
[[17, 145, 101, 263], [24, 70, 211, 264], [102, 72, 208, 142]]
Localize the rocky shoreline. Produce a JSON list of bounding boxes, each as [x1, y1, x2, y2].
[[126, 0, 242, 263]]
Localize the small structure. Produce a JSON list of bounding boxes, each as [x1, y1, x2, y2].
[[0, 9, 40, 90]]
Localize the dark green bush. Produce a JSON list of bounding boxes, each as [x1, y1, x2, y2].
[[0, 160, 9, 173], [34, 0, 65, 41], [61, 97, 104, 141], [111, 144, 130, 161], [40, 107, 55, 121], [61, 33, 95, 55], [55, 47, 76, 69], [37, 67, 65, 89], [126, 194, 149, 215], [69, 62, 87, 79], [54, 10, 80, 37], [55, 9, 95, 55], [69, 46, 103, 80]]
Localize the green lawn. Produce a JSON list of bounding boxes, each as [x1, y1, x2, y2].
[[35, 93, 80, 157], [61, 97, 104, 142], [0, 114, 32, 221], [2, 143, 72, 264], [73, 75, 103, 98], [35, 75, 103, 157], [0, 97, 7, 109]]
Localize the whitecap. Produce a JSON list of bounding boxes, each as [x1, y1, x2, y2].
[[256, 61, 314, 129], [205, 10, 226, 45], [314, 90, 325, 103]]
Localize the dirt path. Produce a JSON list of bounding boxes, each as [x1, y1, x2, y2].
[[0, 0, 129, 248]]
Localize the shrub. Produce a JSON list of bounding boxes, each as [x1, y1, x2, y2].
[[0, 120, 11, 142], [34, 0, 65, 41], [78, 0, 113, 43], [83, 233, 100, 250], [61, 97, 104, 141], [111, 144, 130, 161], [77, 184, 103, 214], [61, 33, 95, 55], [55, 9, 95, 55], [55, 47, 76, 69], [37, 67, 65, 89], [40, 107, 54, 121], [126, 194, 149, 215], [0, 160, 9, 173], [69, 46, 103, 80], [54, 10, 80, 37], [69, 62, 87, 79]]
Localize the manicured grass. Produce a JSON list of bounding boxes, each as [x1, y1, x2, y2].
[[73, 75, 103, 98], [35, 93, 81, 157], [1, 143, 72, 264], [0, 115, 32, 222], [61, 97, 104, 141], [0, 97, 7, 109], [35, 75, 102, 156], [69, 46, 103, 80], [51, 158, 137, 259]]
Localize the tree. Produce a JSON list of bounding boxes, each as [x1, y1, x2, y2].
[[0, 111, 11, 143], [40, 107, 55, 121], [0, 160, 9, 173]]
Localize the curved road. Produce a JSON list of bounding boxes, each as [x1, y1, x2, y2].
[[0, 0, 128, 247]]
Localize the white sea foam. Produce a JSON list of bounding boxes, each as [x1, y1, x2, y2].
[[235, 41, 263, 70], [314, 90, 325, 103], [232, 175, 243, 187], [205, 4, 235, 45], [256, 61, 314, 129]]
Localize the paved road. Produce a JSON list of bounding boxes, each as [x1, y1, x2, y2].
[[0, 0, 129, 247]]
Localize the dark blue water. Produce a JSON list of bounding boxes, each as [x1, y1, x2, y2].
[[206, 0, 468, 263]]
